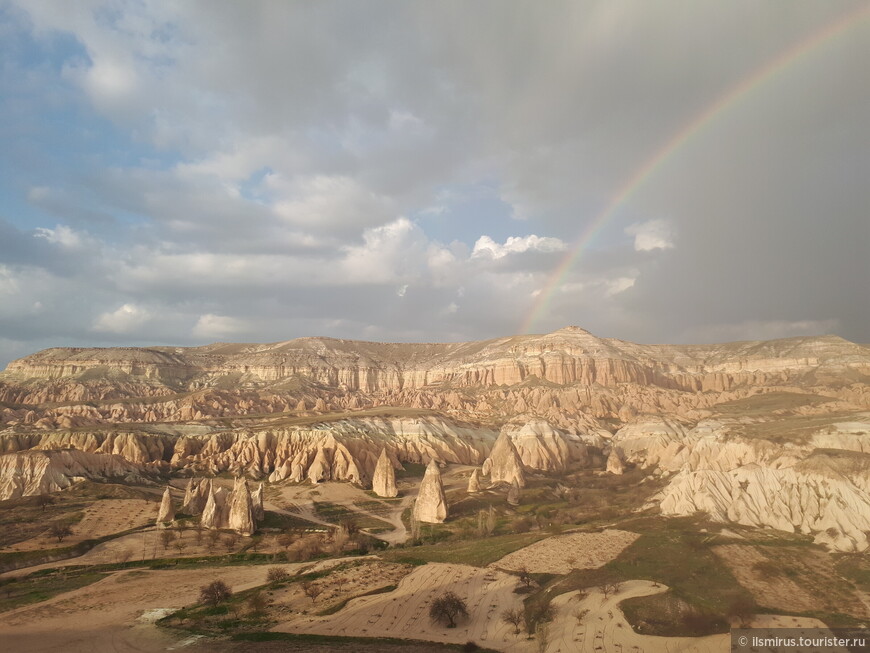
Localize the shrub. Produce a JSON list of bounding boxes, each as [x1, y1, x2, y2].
[[200, 580, 232, 606], [266, 567, 290, 583]]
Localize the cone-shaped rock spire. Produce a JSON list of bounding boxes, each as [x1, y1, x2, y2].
[[482, 431, 526, 487], [157, 486, 175, 526], [372, 449, 398, 497], [413, 459, 448, 523]]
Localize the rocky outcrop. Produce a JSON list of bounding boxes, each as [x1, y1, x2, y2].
[[0, 450, 141, 500], [467, 468, 481, 493], [372, 449, 398, 497], [157, 486, 175, 525], [413, 460, 448, 524], [606, 449, 625, 475], [482, 431, 526, 487], [194, 477, 259, 536], [501, 418, 591, 472]]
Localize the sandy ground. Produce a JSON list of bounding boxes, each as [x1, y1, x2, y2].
[[491, 529, 640, 574], [273, 562, 529, 649], [264, 560, 413, 616], [546, 581, 729, 653], [5, 499, 158, 552], [0, 563, 288, 652]]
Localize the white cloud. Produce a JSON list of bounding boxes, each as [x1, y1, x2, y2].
[[471, 234, 566, 259], [624, 219, 674, 252], [192, 314, 248, 340], [605, 276, 636, 297], [341, 217, 427, 283], [94, 303, 151, 334], [33, 225, 87, 249], [396, 284, 408, 297]]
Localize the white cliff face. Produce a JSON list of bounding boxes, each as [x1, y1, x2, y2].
[[0, 450, 140, 500], [482, 431, 526, 487], [413, 459, 448, 524], [619, 414, 870, 552], [372, 449, 398, 497], [500, 418, 590, 472]]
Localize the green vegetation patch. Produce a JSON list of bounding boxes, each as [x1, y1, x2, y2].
[[231, 632, 498, 652], [0, 570, 108, 612], [313, 501, 394, 531], [382, 531, 546, 567]]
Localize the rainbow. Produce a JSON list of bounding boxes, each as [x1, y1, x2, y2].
[[520, 3, 870, 335]]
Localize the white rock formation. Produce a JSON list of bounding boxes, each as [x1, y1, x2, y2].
[[413, 459, 448, 524], [482, 431, 526, 487], [606, 449, 625, 475], [251, 482, 264, 521], [372, 449, 398, 497], [0, 450, 139, 500], [157, 486, 175, 525], [227, 477, 255, 537], [467, 468, 481, 493]]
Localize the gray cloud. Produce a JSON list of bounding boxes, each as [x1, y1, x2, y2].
[[0, 0, 867, 367]]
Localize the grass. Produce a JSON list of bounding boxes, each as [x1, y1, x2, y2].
[[0, 481, 157, 548], [313, 501, 394, 531], [522, 515, 753, 637], [259, 510, 324, 530], [0, 570, 108, 612], [382, 531, 547, 567], [231, 632, 498, 651]]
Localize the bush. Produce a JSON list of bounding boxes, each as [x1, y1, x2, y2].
[[429, 591, 468, 628], [200, 580, 232, 606], [266, 567, 290, 583]]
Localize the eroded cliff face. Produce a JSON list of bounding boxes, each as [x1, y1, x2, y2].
[[612, 412, 870, 552], [2, 329, 868, 427], [3, 328, 870, 547], [0, 450, 142, 500]]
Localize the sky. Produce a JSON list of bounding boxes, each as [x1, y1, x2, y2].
[[0, 1, 868, 367]]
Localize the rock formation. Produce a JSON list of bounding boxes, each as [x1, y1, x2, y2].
[[157, 486, 175, 526], [606, 449, 625, 475], [251, 482, 264, 521], [227, 477, 255, 537], [372, 449, 398, 497], [0, 450, 141, 500], [467, 468, 481, 493], [482, 431, 526, 487], [507, 479, 520, 506], [413, 459, 448, 524], [199, 481, 224, 530]]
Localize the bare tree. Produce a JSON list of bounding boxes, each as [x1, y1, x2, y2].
[[518, 566, 533, 590], [36, 495, 55, 512], [207, 529, 221, 552], [267, 567, 290, 583], [247, 591, 268, 616], [223, 533, 238, 554], [200, 580, 232, 606], [301, 581, 323, 604], [501, 607, 524, 635], [485, 506, 497, 536], [50, 523, 73, 543], [429, 591, 468, 628], [160, 529, 176, 550], [598, 581, 620, 599]]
